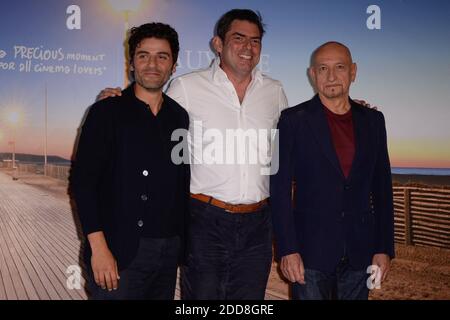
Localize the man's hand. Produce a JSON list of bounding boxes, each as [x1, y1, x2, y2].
[[280, 253, 305, 284], [88, 231, 120, 291], [354, 99, 378, 110], [96, 87, 122, 102], [372, 253, 391, 283]]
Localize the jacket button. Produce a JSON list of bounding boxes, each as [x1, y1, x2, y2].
[[142, 170, 149, 177], [341, 211, 345, 218], [141, 194, 148, 201], [137, 220, 144, 227]]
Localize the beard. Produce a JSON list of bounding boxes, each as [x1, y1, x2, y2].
[[322, 84, 344, 99], [134, 70, 170, 92]]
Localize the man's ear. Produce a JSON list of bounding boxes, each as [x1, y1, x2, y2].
[[308, 67, 318, 93], [212, 36, 223, 55], [351, 63, 357, 82], [308, 67, 315, 82], [130, 63, 134, 72], [171, 63, 177, 75]]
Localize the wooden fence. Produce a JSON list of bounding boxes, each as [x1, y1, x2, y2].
[[393, 185, 450, 249], [16, 163, 70, 181]]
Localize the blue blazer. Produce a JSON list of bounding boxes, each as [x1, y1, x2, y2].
[[270, 95, 395, 272]]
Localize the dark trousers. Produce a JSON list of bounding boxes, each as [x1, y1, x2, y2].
[[181, 198, 273, 300], [292, 256, 369, 300], [88, 236, 180, 300]]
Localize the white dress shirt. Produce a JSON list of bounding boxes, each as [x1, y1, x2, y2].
[[167, 58, 288, 204]]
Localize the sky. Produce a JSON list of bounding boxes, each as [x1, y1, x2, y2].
[[0, 0, 449, 168]]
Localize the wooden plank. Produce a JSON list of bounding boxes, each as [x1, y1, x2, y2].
[[32, 195, 85, 247], [0, 184, 19, 300], [0, 172, 87, 300], [411, 210, 450, 221], [0, 270, 6, 300], [413, 235, 450, 247], [0, 222, 17, 300], [0, 210, 30, 299], [411, 197, 450, 206], [410, 201, 450, 212], [413, 231, 450, 242], [410, 205, 450, 215], [6, 202, 84, 300], [18, 193, 81, 241], [412, 226, 450, 240], [1, 202, 51, 300], [404, 189, 413, 245], [6, 182, 87, 300], [411, 216, 450, 228], [10, 188, 86, 299], [415, 241, 449, 249], [402, 187, 450, 194], [411, 190, 450, 201], [12, 188, 84, 255], [21, 220, 87, 300]]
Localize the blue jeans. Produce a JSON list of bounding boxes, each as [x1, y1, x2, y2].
[[87, 236, 180, 300], [181, 198, 273, 300], [292, 256, 369, 300]]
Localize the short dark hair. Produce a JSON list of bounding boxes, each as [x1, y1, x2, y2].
[[215, 9, 265, 41], [128, 22, 179, 66]]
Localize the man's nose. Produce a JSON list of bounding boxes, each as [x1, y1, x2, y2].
[[147, 55, 157, 66], [327, 68, 336, 81]]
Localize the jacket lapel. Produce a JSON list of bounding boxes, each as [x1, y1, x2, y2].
[[347, 99, 369, 183], [306, 95, 344, 180]]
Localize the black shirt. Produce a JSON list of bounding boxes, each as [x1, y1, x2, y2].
[[128, 86, 185, 237]]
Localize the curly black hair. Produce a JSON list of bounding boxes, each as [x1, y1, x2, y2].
[[128, 22, 179, 66]]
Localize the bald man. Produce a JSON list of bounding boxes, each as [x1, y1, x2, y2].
[[270, 42, 395, 300]]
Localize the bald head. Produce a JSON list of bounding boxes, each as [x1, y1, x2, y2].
[[308, 41, 357, 101], [311, 41, 353, 67]]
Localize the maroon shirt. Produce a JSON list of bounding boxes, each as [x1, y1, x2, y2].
[[324, 106, 355, 178]]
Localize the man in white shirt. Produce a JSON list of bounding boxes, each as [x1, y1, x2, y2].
[[99, 9, 288, 300], [171, 9, 287, 299]]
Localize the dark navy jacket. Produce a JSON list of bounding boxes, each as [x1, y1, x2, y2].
[[70, 84, 190, 271], [270, 95, 395, 272]]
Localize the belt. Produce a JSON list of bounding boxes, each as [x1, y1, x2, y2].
[[190, 193, 268, 214]]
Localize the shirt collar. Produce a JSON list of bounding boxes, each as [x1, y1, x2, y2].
[[123, 82, 172, 113], [211, 57, 263, 86]]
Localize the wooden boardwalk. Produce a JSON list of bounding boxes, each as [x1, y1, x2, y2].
[[0, 171, 87, 300], [0, 171, 286, 300]]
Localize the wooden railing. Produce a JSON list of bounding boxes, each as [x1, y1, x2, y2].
[[291, 181, 449, 249], [17, 163, 41, 174], [16, 163, 70, 181], [393, 185, 450, 249], [46, 164, 70, 180]]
